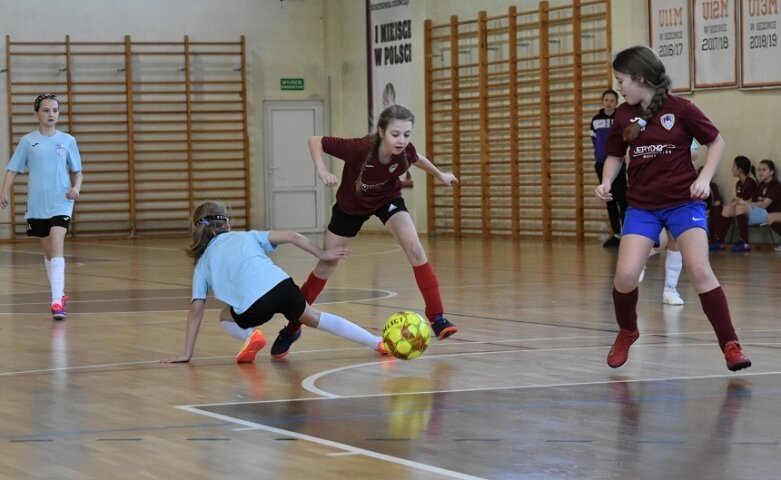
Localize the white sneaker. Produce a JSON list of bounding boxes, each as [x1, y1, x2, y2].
[[663, 290, 685, 305], [775, 244, 781, 252]]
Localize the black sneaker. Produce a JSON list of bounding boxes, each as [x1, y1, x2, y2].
[[431, 315, 458, 340], [270, 328, 302, 359], [602, 236, 620, 248]]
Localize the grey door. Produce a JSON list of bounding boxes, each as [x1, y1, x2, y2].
[[263, 101, 326, 232]]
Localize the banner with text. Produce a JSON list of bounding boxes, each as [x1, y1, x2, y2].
[[740, 0, 781, 87], [693, 0, 738, 88], [649, 0, 692, 92], [369, 0, 413, 131]]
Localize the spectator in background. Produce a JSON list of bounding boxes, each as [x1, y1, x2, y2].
[[591, 89, 627, 248], [709, 156, 759, 251], [730, 159, 781, 252]]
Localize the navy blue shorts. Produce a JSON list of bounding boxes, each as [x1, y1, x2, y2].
[[622, 201, 708, 244]]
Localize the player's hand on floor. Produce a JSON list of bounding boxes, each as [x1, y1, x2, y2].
[[161, 354, 191, 363]]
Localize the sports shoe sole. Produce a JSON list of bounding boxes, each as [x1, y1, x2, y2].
[[727, 359, 752, 372], [436, 325, 458, 340], [270, 329, 302, 359], [236, 331, 266, 363]]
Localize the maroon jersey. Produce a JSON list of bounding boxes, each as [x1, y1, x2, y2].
[[322, 135, 417, 215], [735, 177, 758, 201], [754, 178, 781, 213], [605, 95, 719, 210]]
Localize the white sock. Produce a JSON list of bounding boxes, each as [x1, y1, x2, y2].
[[50, 257, 65, 303], [316, 312, 380, 349], [220, 320, 256, 341], [44, 257, 52, 284], [665, 250, 683, 292]]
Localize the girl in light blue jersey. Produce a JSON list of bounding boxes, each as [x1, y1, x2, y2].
[[1, 94, 82, 320], [163, 201, 387, 364]]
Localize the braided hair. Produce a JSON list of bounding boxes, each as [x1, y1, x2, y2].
[[34, 93, 59, 112], [355, 104, 415, 193], [612, 46, 672, 142], [186, 201, 231, 262]]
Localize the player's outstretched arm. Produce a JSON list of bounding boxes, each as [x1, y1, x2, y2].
[[413, 154, 458, 186], [162, 299, 206, 363], [268, 230, 351, 261]]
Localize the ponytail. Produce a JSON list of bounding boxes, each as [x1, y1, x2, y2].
[[186, 202, 230, 262]]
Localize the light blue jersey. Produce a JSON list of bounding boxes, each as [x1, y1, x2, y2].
[[191, 231, 291, 314], [7, 130, 82, 219]]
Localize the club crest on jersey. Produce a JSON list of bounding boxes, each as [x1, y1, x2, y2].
[[660, 113, 675, 131], [56, 144, 66, 156], [389, 163, 398, 173]]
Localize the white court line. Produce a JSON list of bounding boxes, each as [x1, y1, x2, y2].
[[300, 342, 781, 398], [1, 337, 778, 379], [175, 405, 487, 480], [194, 368, 781, 407], [65, 242, 183, 252]]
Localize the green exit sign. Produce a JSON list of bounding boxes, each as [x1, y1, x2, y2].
[[281, 78, 304, 90]]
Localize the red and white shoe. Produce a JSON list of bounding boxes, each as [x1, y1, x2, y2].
[[51, 295, 68, 321]]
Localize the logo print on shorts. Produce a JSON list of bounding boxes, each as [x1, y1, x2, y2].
[[661, 113, 675, 131]]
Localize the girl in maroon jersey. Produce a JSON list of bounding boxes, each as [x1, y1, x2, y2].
[[732, 159, 781, 251], [595, 46, 751, 372], [267, 105, 459, 359], [709, 156, 758, 251]]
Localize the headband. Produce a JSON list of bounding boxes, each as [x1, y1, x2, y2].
[[34, 93, 58, 110], [197, 214, 229, 226]]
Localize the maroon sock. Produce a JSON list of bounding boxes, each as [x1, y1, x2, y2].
[[736, 214, 749, 244], [412, 262, 444, 323], [699, 286, 738, 350], [714, 214, 729, 242], [299, 272, 327, 305], [612, 287, 638, 332], [709, 205, 722, 240]]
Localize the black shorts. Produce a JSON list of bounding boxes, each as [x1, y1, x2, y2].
[[327, 198, 408, 237], [230, 278, 307, 329], [26, 215, 71, 238]]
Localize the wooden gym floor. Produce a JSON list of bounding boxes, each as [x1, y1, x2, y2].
[[0, 234, 779, 479]]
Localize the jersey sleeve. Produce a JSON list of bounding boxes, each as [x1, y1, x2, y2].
[[742, 179, 758, 201], [7, 138, 29, 173], [191, 266, 209, 301], [604, 119, 628, 158], [683, 101, 719, 146], [67, 135, 82, 172], [249, 230, 278, 253], [406, 142, 418, 164], [322, 136, 367, 163]]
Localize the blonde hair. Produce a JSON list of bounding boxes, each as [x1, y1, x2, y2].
[[185, 201, 230, 262], [356, 104, 415, 193], [612, 46, 672, 142]]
